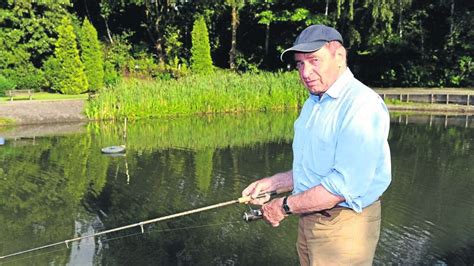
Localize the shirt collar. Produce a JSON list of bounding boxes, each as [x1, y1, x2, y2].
[[325, 67, 353, 99], [309, 68, 354, 103]]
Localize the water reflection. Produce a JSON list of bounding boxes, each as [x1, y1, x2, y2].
[[0, 112, 473, 265]]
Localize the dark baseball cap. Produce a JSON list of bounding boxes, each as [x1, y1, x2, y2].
[[280, 24, 343, 61]]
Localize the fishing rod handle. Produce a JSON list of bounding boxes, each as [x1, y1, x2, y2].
[[237, 188, 289, 204]]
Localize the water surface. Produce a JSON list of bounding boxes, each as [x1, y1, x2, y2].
[[0, 112, 473, 265]]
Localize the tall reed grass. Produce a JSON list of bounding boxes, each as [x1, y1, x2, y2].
[[85, 70, 306, 120]]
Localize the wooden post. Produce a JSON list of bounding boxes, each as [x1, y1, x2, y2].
[[446, 94, 449, 104], [467, 95, 470, 107], [406, 94, 410, 103], [431, 94, 434, 104]]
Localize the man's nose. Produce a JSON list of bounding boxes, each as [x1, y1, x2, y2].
[[300, 63, 312, 78]]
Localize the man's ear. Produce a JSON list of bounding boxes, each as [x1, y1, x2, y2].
[[335, 46, 347, 66]]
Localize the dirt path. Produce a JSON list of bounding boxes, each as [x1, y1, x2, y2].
[[0, 99, 88, 125]]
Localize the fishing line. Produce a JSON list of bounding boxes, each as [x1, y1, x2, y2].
[[0, 220, 241, 265], [0, 189, 289, 261]]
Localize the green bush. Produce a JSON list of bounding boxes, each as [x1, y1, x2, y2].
[[103, 33, 133, 76], [190, 16, 214, 74], [103, 61, 120, 86], [0, 75, 16, 96], [1, 65, 46, 91], [43, 56, 62, 89], [78, 19, 105, 92], [51, 16, 88, 94], [126, 52, 161, 79]]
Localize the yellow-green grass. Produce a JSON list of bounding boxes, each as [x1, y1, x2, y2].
[[0, 92, 88, 102], [0, 117, 15, 126], [86, 70, 306, 120]]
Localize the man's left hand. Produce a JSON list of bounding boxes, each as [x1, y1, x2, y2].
[[261, 197, 286, 227]]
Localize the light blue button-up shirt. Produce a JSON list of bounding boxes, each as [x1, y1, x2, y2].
[[292, 68, 391, 212]]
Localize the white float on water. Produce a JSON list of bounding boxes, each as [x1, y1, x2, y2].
[[101, 145, 126, 154]]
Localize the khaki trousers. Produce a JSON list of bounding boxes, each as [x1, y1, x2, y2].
[[297, 200, 381, 266]]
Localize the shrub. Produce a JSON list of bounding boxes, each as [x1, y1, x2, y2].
[[0, 75, 16, 96], [190, 16, 214, 74], [51, 16, 88, 94], [1, 64, 46, 91], [103, 61, 120, 86], [78, 18, 105, 92]]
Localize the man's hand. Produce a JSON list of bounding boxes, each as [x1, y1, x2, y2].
[[241, 177, 274, 205], [261, 197, 286, 227]]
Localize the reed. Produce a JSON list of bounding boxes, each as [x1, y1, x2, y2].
[[85, 70, 306, 120]]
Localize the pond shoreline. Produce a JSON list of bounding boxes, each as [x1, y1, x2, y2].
[[0, 98, 473, 126]]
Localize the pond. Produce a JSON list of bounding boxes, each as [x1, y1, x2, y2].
[[0, 112, 473, 265]]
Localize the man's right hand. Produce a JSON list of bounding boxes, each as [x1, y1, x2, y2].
[[241, 177, 274, 205]]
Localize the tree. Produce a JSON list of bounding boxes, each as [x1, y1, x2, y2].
[[78, 18, 105, 92], [0, 0, 70, 90], [225, 0, 246, 70], [49, 16, 88, 94], [190, 16, 214, 74]]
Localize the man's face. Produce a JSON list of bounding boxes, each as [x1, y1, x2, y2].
[[294, 46, 341, 95]]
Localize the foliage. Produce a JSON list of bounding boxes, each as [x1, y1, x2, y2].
[[85, 70, 304, 120], [0, 0, 70, 90], [49, 16, 88, 94], [190, 16, 214, 74], [103, 61, 121, 86], [78, 18, 105, 92], [1, 0, 473, 88], [0, 75, 16, 96]]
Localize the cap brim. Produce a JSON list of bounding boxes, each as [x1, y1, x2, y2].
[[280, 41, 327, 62]]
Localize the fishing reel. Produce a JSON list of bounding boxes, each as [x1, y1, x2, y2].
[[242, 208, 263, 222]]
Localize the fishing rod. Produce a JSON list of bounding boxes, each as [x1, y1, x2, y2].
[[0, 189, 286, 260]]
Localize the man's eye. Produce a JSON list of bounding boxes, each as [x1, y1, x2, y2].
[[310, 59, 319, 64]]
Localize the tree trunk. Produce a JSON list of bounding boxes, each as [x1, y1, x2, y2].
[[83, 0, 91, 19], [398, 0, 403, 37], [449, 0, 455, 45], [101, 15, 114, 44], [229, 5, 238, 70], [325, 0, 329, 16], [264, 23, 270, 56]]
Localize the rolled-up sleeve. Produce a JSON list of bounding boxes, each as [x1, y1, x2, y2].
[[320, 99, 389, 212]]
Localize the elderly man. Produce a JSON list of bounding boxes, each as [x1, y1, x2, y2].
[[242, 24, 391, 265]]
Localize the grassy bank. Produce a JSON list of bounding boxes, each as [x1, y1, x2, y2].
[[0, 92, 88, 102], [85, 71, 305, 120]]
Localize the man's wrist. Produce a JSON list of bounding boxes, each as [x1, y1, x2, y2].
[[282, 196, 292, 214]]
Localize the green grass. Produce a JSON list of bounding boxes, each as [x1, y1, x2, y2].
[[86, 70, 306, 120], [0, 117, 15, 126], [384, 98, 410, 105], [0, 92, 88, 102]]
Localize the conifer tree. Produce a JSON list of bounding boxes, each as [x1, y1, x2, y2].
[[78, 18, 104, 92], [52, 16, 88, 94], [190, 16, 214, 74]]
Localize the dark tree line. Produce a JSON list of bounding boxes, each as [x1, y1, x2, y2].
[[0, 0, 472, 92]]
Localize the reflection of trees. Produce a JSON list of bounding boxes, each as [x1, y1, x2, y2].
[[0, 134, 108, 264], [84, 111, 298, 264], [95, 141, 296, 265], [194, 149, 214, 193], [91, 111, 297, 152], [380, 123, 474, 264]]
